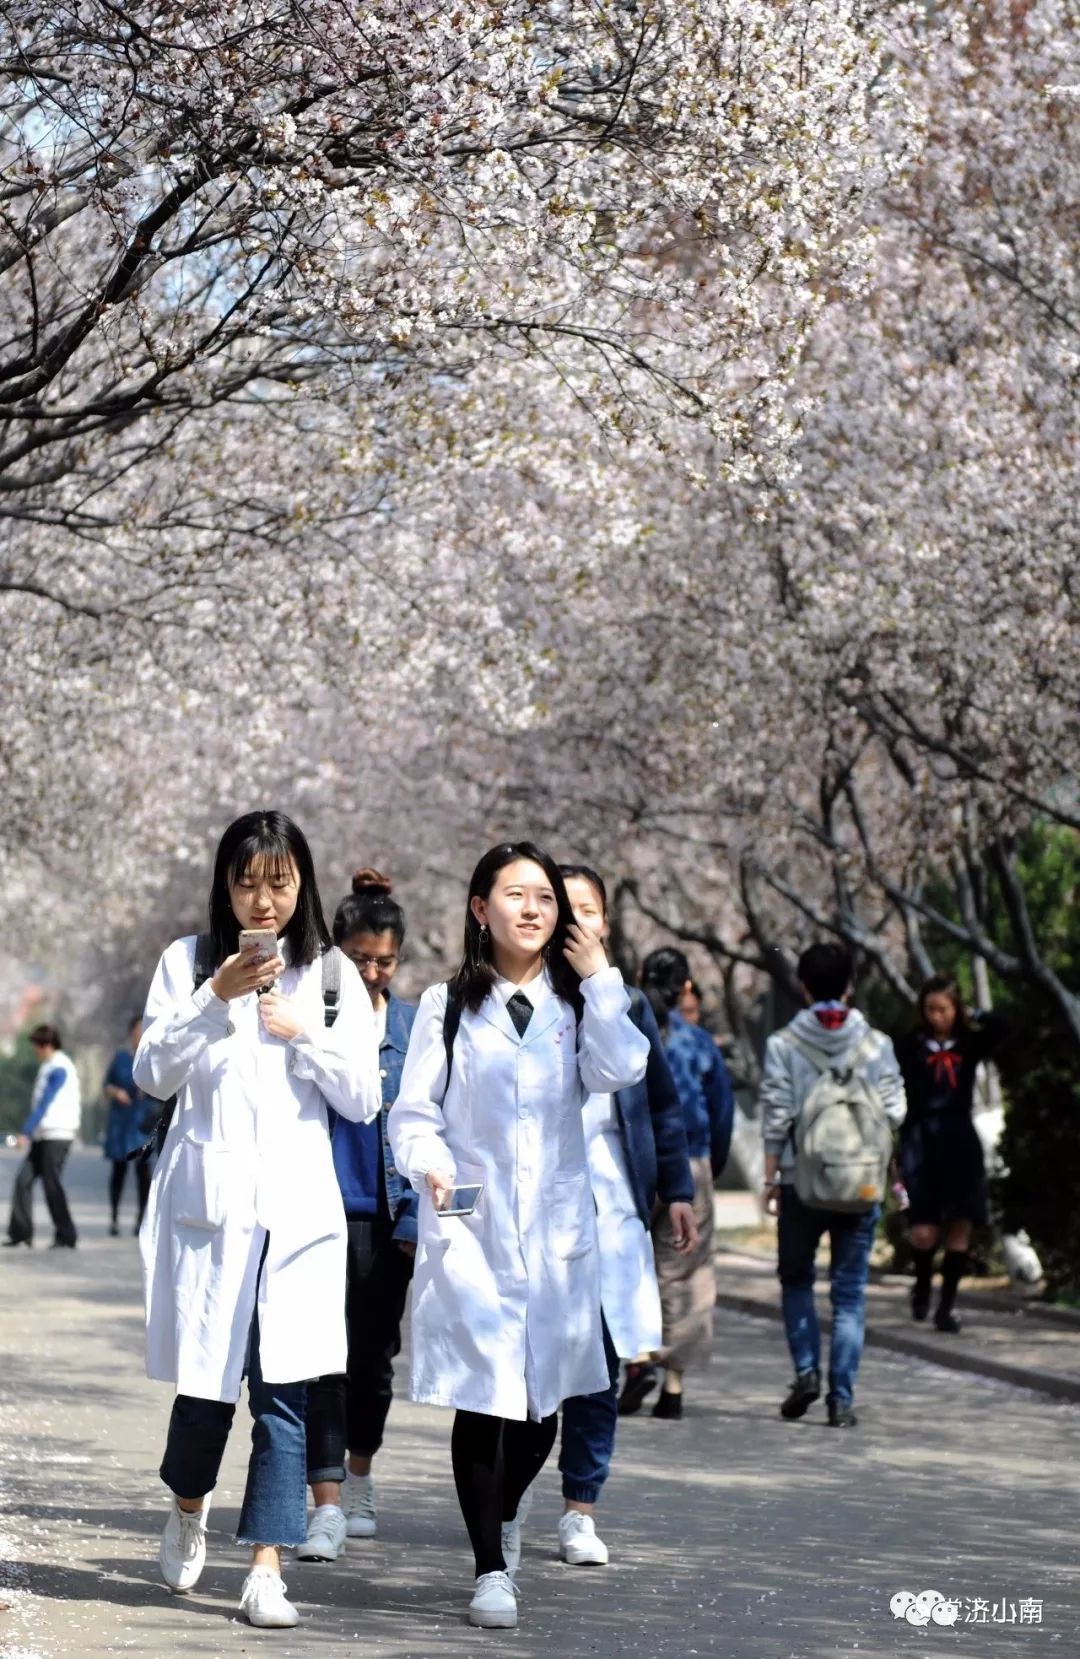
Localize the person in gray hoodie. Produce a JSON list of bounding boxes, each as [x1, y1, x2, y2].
[[759, 944, 906, 1427]]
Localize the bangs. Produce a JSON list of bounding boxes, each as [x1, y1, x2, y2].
[[227, 840, 297, 889]]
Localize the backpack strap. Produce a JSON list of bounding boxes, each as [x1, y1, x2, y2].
[[192, 931, 217, 992], [443, 983, 463, 1089], [784, 1028, 876, 1075], [321, 946, 342, 1028]]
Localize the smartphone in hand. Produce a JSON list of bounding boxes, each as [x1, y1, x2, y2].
[[238, 929, 278, 964], [437, 1183, 484, 1217]]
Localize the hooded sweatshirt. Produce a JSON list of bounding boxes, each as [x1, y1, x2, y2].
[[759, 1007, 906, 1185]]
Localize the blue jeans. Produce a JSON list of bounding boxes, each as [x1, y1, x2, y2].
[[160, 1310, 308, 1547], [777, 1186, 880, 1405], [559, 1317, 621, 1503]]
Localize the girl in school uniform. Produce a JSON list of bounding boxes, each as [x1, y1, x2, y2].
[[135, 810, 381, 1630], [388, 841, 649, 1631]]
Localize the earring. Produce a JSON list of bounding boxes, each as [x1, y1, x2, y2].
[[478, 923, 489, 946]]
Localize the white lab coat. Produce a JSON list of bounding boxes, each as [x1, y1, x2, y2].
[[135, 936, 381, 1403], [388, 967, 650, 1421]]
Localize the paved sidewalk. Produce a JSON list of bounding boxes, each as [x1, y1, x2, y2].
[[2, 1149, 1080, 1659]]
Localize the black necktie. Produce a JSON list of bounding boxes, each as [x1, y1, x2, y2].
[[506, 991, 533, 1038]]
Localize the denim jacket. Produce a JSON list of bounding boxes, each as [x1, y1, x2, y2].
[[381, 994, 419, 1243]]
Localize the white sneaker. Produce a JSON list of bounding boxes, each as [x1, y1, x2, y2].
[[160, 1495, 210, 1593], [296, 1503, 347, 1562], [500, 1516, 522, 1577], [558, 1510, 609, 1566], [468, 1570, 519, 1629], [239, 1566, 300, 1628], [342, 1470, 377, 1538]]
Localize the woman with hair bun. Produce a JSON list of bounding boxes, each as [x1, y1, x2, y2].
[[896, 976, 1008, 1334], [300, 867, 419, 1561], [634, 947, 734, 1422]]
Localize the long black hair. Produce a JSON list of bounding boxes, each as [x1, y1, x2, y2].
[[333, 867, 406, 949], [207, 810, 330, 968], [450, 841, 584, 1015], [641, 946, 691, 1032]]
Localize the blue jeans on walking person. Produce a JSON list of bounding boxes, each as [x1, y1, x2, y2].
[[159, 1309, 308, 1547], [777, 1186, 881, 1405], [559, 1317, 621, 1503]]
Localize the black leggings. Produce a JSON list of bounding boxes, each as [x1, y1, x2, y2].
[[451, 1409, 558, 1577], [108, 1158, 151, 1225]]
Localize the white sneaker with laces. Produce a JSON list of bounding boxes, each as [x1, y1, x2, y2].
[[558, 1510, 609, 1566], [296, 1503, 347, 1561], [342, 1470, 377, 1538], [239, 1566, 300, 1628], [159, 1495, 210, 1593], [469, 1569, 519, 1629]]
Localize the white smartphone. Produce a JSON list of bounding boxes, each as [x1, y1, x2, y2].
[[238, 928, 278, 963], [438, 1183, 484, 1218]]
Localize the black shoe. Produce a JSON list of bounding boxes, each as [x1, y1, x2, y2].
[[50, 1239, 76, 1249], [652, 1389, 683, 1420], [617, 1363, 659, 1417], [780, 1369, 821, 1420], [109, 1222, 120, 1237], [827, 1400, 858, 1428], [934, 1308, 961, 1334], [3, 1238, 31, 1248], [910, 1285, 931, 1322]]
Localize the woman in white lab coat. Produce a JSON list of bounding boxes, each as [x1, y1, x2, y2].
[[135, 810, 380, 1631], [388, 840, 649, 1631]]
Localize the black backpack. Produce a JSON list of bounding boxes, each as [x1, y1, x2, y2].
[[133, 936, 343, 1161]]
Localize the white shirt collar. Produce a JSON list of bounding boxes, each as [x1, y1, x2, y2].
[[493, 969, 553, 1011]]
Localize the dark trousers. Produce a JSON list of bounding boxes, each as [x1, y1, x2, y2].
[[559, 1316, 621, 1503], [452, 1409, 559, 1576], [306, 1211, 414, 1483], [8, 1140, 76, 1246], [109, 1158, 151, 1227], [160, 1309, 308, 1547]]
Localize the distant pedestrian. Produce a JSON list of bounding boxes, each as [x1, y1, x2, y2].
[[637, 948, 734, 1421], [135, 810, 380, 1630], [760, 944, 906, 1428], [102, 1016, 152, 1236], [896, 976, 1007, 1334], [4, 1023, 81, 1250], [301, 868, 418, 1562]]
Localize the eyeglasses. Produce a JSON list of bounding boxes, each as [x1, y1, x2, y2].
[[350, 955, 399, 972]]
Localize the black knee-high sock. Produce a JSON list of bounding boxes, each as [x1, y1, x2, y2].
[[938, 1250, 966, 1314], [451, 1410, 506, 1577], [502, 1413, 558, 1523], [911, 1247, 935, 1301]]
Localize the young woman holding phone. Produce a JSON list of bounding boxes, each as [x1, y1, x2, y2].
[[134, 811, 381, 1630], [388, 842, 649, 1630]]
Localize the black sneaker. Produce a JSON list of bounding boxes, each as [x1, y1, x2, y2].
[[2, 1238, 31, 1248], [617, 1363, 659, 1417], [911, 1285, 931, 1322], [934, 1308, 961, 1334], [651, 1389, 683, 1420], [780, 1369, 821, 1420], [827, 1400, 858, 1428]]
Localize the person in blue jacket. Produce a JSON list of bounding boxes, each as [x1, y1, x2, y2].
[[520, 866, 697, 1571], [102, 1016, 153, 1236], [631, 946, 735, 1422], [300, 869, 417, 1562]]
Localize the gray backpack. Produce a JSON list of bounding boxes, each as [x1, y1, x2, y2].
[[785, 1030, 893, 1213]]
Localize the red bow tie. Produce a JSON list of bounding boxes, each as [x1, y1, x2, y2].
[[927, 1047, 961, 1088]]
